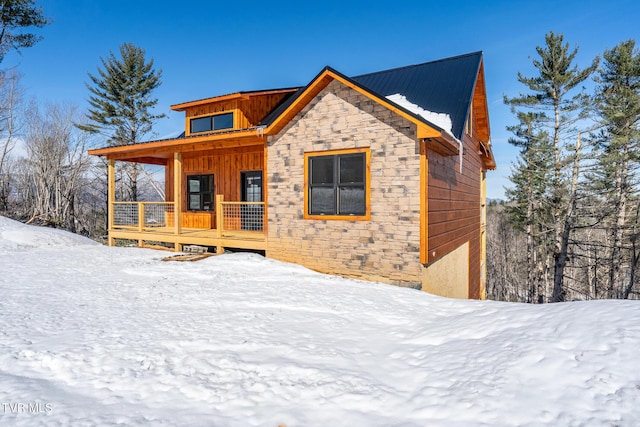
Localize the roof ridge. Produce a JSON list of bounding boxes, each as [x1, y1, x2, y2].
[[352, 51, 483, 78]]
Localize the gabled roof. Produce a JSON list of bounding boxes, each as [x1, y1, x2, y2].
[[352, 52, 482, 141], [263, 51, 487, 139], [262, 67, 453, 142], [261, 51, 493, 168]]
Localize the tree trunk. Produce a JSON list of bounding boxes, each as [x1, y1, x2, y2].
[[551, 134, 582, 302], [608, 153, 629, 298]]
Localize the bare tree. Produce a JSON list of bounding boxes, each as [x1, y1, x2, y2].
[[0, 68, 21, 211], [487, 203, 528, 302], [17, 101, 92, 231]]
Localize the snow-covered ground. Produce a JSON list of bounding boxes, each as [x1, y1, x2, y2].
[[1, 216, 639, 426]]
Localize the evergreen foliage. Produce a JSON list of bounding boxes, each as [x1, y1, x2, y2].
[[491, 34, 640, 302], [505, 111, 553, 303], [590, 40, 640, 298], [0, 0, 49, 63], [505, 111, 552, 232], [81, 43, 165, 146], [503, 31, 598, 302], [505, 31, 597, 178], [81, 43, 165, 203]]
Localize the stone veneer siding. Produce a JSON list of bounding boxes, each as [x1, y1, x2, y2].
[[266, 80, 422, 288]]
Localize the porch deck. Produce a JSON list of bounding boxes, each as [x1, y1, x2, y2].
[[110, 226, 267, 251], [109, 197, 266, 252]]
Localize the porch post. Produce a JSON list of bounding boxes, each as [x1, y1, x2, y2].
[[174, 152, 183, 251], [215, 194, 224, 254], [419, 141, 428, 264], [137, 202, 145, 247], [107, 158, 115, 246]]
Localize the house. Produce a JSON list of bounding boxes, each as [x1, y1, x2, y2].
[[88, 51, 495, 299]]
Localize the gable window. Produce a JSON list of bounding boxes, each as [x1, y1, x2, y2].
[[187, 174, 215, 211], [189, 112, 234, 134], [305, 148, 369, 219]]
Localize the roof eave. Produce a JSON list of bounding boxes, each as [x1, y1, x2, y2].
[[88, 128, 264, 159], [171, 87, 301, 111]]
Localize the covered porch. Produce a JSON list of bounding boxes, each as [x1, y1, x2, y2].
[[107, 196, 266, 252], [91, 131, 269, 253]]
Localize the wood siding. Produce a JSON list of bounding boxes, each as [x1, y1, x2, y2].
[[183, 93, 292, 135], [166, 145, 264, 228], [427, 131, 484, 298], [472, 61, 490, 143]]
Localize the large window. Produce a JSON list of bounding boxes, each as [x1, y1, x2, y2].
[[189, 112, 234, 134], [306, 149, 368, 218], [187, 174, 215, 211]]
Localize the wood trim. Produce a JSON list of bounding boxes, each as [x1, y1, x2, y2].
[[329, 72, 442, 137], [174, 152, 183, 236], [170, 88, 299, 111], [88, 131, 263, 158], [420, 141, 428, 264], [480, 170, 487, 299], [466, 99, 473, 137], [303, 147, 371, 221], [108, 228, 267, 251], [263, 143, 269, 237], [265, 69, 447, 144], [215, 195, 224, 238], [107, 159, 115, 246]]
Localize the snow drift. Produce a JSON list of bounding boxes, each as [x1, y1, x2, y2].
[[0, 216, 638, 426]]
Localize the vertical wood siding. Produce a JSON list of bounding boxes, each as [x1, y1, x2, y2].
[[165, 145, 264, 228], [183, 93, 293, 133]]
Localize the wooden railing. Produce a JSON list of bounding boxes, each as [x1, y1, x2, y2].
[[112, 202, 175, 231], [111, 197, 265, 238], [216, 195, 265, 237]]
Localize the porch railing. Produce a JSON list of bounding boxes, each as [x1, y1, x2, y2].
[[111, 197, 265, 237], [218, 198, 265, 235], [113, 202, 175, 231]]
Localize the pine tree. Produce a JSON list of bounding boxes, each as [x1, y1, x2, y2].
[[591, 40, 640, 299], [505, 31, 598, 302], [81, 43, 164, 201], [505, 111, 553, 303], [82, 42, 164, 147], [0, 0, 50, 63]]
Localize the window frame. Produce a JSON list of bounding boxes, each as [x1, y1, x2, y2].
[[304, 147, 370, 221], [189, 112, 234, 135], [186, 174, 215, 212]]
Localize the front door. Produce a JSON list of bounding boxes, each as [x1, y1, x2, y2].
[[240, 171, 263, 230]]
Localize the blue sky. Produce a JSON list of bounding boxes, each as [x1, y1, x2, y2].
[[4, 0, 639, 199]]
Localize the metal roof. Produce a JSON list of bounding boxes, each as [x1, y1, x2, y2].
[[352, 52, 482, 140], [261, 52, 482, 141]]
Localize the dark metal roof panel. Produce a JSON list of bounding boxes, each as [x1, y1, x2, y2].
[[259, 87, 304, 126], [352, 52, 482, 140]]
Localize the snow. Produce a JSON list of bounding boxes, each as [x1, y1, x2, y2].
[[1, 215, 639, 426], [386, 93, 454, 135]]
